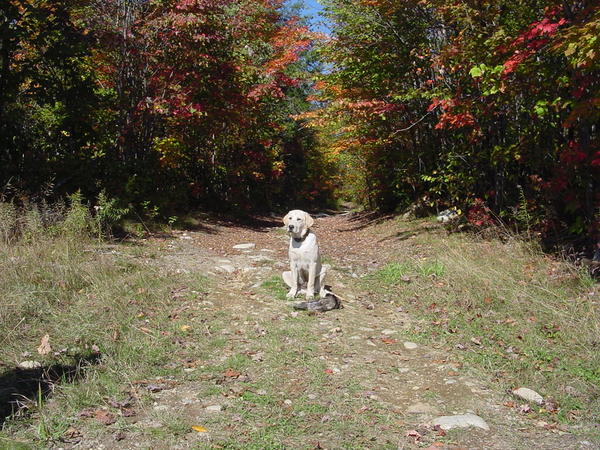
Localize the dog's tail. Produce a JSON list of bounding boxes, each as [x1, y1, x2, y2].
[[293, 293, 341, 312]]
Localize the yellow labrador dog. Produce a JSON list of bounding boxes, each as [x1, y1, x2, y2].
[[282, 210, 329, 300]]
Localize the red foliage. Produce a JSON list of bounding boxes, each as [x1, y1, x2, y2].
[[429, 98, 476, 130], [467, 198, 495, 227], [560, 141, 588, 166], [501, 10, 568, 76]]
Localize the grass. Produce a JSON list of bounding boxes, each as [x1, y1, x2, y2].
[[261, 275, 289, 301], [362, 224, 600, 430], [2, 202, 598, 447], [0, 201, 212, 447]]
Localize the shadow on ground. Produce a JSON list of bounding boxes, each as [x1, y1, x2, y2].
[[339, 211, 397, 232], [0, 353, 102, 425]]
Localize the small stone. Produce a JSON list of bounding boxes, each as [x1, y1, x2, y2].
[[512, 387, 544, 405], [382, 329, 396, 335], [233, 243, 256, 250], [144, 420, 163, 429], [284, 399, 292, 405], [432, 413, 490, 431], [398, 368, 410, 374], [403, 342, 418, 350], [18, 360, 42, 369], [218, 265, 236, 274], [437, 209, 459, 223], [205, 405, 223, 412], [308, 394, 317, 400]]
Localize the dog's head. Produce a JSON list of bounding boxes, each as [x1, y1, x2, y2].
[[283, 210, 314, 238]]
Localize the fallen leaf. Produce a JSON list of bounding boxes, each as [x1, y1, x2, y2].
[[425, 443, 446, 449], [146, 384, 163, 393], [484, 297, 493, 304], [108, 399, 132, 409], [192, 425, 208, 433], [324, 369, 334, 374], [180, 325, 192, 332], [406, 429, 422, 441], [503, 401, 515, 408], [519, 404, 532, 414], [121, 408, 136, 417], [381, 338, 397, 345], [432, 424, 446, 436], [470, 337, 482, 346], [224, 368, 241, 378], [114, 431, 126, 441], [63, 427, 82, 439], [544, 398, 559, 413], [94, 409, 116, 425], [37, 334, 52, 355]]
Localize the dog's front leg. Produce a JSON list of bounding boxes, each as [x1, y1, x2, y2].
[[317, 264, 329, 298], [286, 265, 299, 298], [306, 262, 317, 300]]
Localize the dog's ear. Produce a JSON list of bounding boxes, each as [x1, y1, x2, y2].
[[283, 212, 291, 226], [304, 212, 315, 230]]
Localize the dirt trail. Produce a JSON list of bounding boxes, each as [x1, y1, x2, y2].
[[78, 212, 591, 449]]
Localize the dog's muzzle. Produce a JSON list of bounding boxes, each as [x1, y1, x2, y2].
[[288, 225, 295, 232]]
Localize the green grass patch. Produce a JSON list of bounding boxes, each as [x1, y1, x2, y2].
[[367, 262, 412, 284], [261, 275, 288, 301]]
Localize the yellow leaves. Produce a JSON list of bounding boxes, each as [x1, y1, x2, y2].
[[564, 43, 577, 57], [153, 136, 186, 169], [191, 425, 208, 433], [180, 325, 192, 332]]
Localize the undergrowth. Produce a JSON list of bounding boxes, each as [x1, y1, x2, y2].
[[0, 198, 204, 446], [362, 226, 600, 430]]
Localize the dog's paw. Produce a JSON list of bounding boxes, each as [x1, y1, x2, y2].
[[286, 289, 298, 299]]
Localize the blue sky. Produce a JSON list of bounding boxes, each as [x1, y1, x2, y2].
[[298, 0, 330, 34]]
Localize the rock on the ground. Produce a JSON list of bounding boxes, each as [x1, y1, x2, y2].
[[18, 360, 42, 369], [432, 413, 490, 431], [437, 209, 459, 223], [233, 243, 256, 250], [403, 342, 418, 350], [205, 405, 223, 412], [512, 387, 544, 405], [218, 265, 236, 274]]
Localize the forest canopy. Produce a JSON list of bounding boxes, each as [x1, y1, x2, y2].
[[1, 0, 598, 244]]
